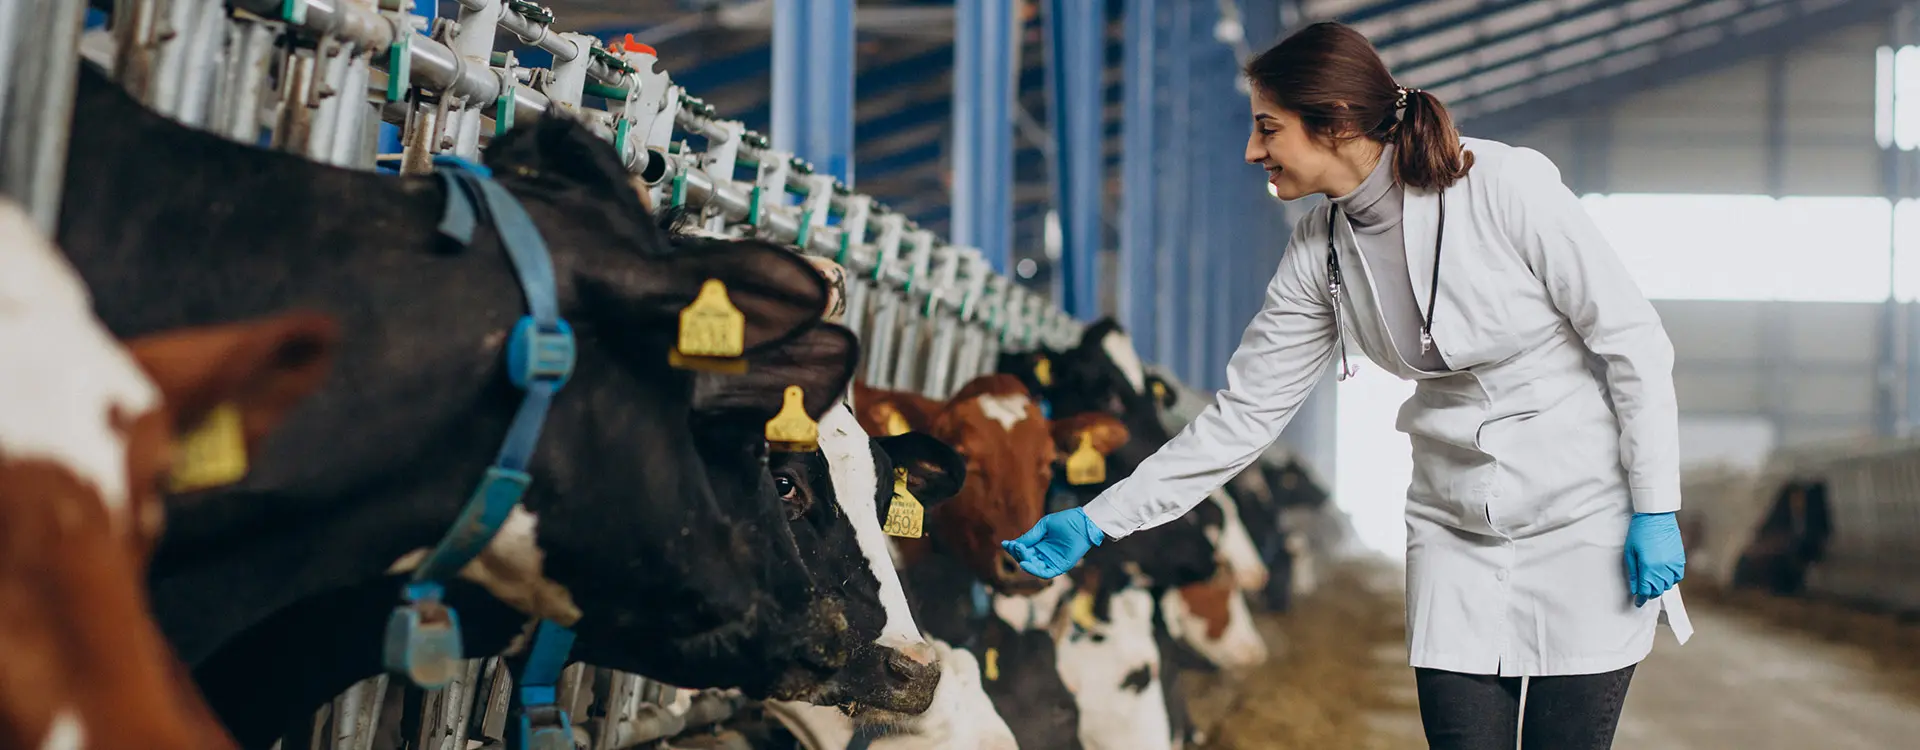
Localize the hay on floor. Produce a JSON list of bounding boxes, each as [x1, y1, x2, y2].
[[1184, 563, 1417, 750]]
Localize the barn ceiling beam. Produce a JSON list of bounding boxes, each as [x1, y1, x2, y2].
[[1440, 0, 1859, 111], [1458, 0, 1895, 135]]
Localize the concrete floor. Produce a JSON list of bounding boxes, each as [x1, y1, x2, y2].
[[1614, 604, 1920, 750], [1356, 588, 1920, 750]]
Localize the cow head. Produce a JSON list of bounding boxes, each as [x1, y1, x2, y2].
[[923, 375, 1111, 595], [0, 200, 336, 750], [767, 404, 965, 714], [1000, 319, 1172, 469]]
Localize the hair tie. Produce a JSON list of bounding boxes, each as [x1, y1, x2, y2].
[[1394, 85, 1422, 109]]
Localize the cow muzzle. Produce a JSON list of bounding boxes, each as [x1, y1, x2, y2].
[[993, 549, 1049, 595]]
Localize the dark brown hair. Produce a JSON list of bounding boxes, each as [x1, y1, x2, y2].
[[1243, 21, 1473, 191]]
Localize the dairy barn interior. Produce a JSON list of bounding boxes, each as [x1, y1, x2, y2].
[[2, 0, 1919, 748]]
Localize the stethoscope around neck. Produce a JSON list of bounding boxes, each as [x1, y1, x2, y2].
[[1325, 192, 1447, 381]]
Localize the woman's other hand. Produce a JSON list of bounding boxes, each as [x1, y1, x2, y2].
[[1624, 511, 1686, 606], [1001, 507, 1106, 578]]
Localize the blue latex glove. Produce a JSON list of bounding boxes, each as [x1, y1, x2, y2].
[[1624, 511, 1685, 607], [1001, 507, 1105, 579]]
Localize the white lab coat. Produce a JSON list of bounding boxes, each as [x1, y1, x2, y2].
[[1084, 138, 1693, 677]]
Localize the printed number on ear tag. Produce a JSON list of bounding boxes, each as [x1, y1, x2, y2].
[[882, 468, 925, 538], [168, 403, 249, 492], [1065, 431, 1105, 486], [1069, 591, 1098, 632], [764, 385, 820, 452], [1033, 356, 1053, 387], [983, 647, 1000, 681], [670, 279, 748, 373]]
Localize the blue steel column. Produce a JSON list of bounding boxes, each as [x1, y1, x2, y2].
[[1185, 0, 1219, 385], [1121, 0, 1160, 359], [1046, 0, 1106, 319], [1158, 0, 1193, 378], [953, 0, 1016, 272], [773, 0, 855, 185], [1209, 44, 1239, 392]]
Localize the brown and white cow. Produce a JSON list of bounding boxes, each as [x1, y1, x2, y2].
[[0, 199, 337, 750]]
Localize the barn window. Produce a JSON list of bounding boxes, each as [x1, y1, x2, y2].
[[1877, 44, 1920, 151]]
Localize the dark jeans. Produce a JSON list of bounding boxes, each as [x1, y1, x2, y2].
[[1414, 664, 1636, 750]]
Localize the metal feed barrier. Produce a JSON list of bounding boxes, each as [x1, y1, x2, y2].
[[0, 1, 1104, 748]]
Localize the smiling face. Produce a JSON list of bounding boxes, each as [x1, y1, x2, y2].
[[1244, 91, 1385, 201]]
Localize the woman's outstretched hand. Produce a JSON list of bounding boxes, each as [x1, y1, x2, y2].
[[1624, 511, 1686, 606], [1001, 507, 1106, 578]]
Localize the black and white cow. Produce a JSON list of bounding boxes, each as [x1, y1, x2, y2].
[[55, 60, 924, 745]]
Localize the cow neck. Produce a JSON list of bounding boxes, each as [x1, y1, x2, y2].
[[382, 155, 580, 750]]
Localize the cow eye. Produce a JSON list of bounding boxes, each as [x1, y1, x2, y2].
[[775, 475, 798, 501]]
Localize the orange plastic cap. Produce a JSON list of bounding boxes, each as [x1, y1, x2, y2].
[[618, 34, 656, 56]]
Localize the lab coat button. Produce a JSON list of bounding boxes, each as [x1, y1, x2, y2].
[[1496, 569, 1509, 582]]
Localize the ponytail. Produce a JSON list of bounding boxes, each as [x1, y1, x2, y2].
[[1390, 87, 1474, 191]]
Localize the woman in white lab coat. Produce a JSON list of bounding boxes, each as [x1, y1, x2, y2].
[[1003, 21, 1689, 750]]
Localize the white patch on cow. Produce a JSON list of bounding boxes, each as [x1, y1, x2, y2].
[[1208, 491, 1269, 592], [1056, 587, 1170, 750], [385, 506, 580, 626], [1098, 329, 1148, 396], [1159, 586, 1268, 670], [993, 575, 1071, 631], [764, 639, 1017, 750], [0, 200, 160, 531], [37, 709, 84, 750], [971, 392, 1030, 432], [818, 402, 927, 651]]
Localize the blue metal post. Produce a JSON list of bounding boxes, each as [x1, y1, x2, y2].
[[773, 0, 855, 185], [1208, 45, 1238, 392], [1158, 0, 1191, 377], [953, 0, 1016, 273], [1184, 1, 1217, 385], [1047, 0, 1107, 320], [1121, 0, 1159, 359]]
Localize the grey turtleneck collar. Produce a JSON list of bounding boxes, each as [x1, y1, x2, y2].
[[1330, 144, 1402, 234]]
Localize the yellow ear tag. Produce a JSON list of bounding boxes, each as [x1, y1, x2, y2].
[[983, 647, 1000, 681], [1033, 356, 1053, 387], [764, 385, 819, 452], [881, 467, 925, 539], [1151, 380, 1168, 401], [669, 278, 748, 373], [883, 409, 910, 437], [1069, 590, 1098, 631], [168, 403, 249, 492], [1065, 431, 1105, 485]]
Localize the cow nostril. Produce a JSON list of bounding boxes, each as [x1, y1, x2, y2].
[[887, 649, 937, 682], [997, 550, 1021, 577]]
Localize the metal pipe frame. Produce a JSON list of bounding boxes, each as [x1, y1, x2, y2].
[[0, 0, 89, 232]]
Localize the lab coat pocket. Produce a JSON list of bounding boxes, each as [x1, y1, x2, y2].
[[1400, 384, 1496, 533], [1474, 409, 1542, 538]]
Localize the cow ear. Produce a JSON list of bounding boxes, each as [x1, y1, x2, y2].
[[576, 237, 830, 355], [125, 312, 338, 451], [484, 114, 649, 220], [1049, 413, 1129, 457], [875, 432, 966, 506], [1143, 374, 1178, 408], [691, 323, 858, 423]]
